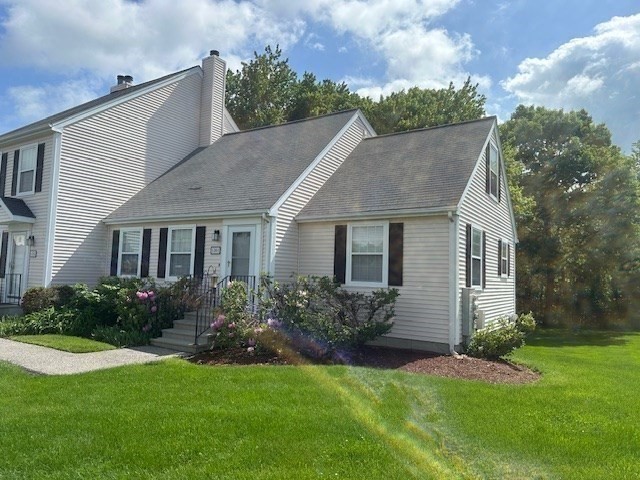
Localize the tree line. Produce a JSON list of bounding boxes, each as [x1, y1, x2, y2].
[[226, 46, 640, 328]]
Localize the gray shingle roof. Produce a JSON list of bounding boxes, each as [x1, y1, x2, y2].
[[105, 110, 358, 222], [1, 197, 35, 219], [0, 67, 200, 142], [298, 116, 495, 219]]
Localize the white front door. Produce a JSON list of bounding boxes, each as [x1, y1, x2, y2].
[[7, 232, 27, 302], [225, 226, 255, 279]]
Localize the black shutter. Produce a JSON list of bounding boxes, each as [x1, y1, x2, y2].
[[194, 226, 206, 278], [35, 143, 45, 193], [482, 231, 487, 289], [0, 152, 7, 198], [0, 232, 7, 279], [334, 225, 347, 284], [485, 144, 490, 195], [388, 223, 403, 286], [157, 228, 168, 278], [110, 230, 120, 276], [498, 239, 502, 276], [140, 229, 152, 278], [11, 150, 19, 196], [508, 243, 511, 277], [465, 224, 472, 288]]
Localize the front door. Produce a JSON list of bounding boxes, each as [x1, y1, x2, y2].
[[7, 232, 27, 302], [226, 226, 255, 280]]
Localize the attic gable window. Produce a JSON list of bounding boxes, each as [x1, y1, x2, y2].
[[488, 144, 499, 200], [18, 145, 37, 195]]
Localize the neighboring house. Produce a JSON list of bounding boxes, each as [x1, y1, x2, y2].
[[0, 51, 516, 353]]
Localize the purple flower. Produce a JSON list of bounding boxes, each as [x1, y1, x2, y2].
[[210, 317, 225, 331], [267, 318, 282, 329], [247, 338, 256, 347], [142, 324, 151, 332], [150, 305, 157, 313], [228, 322, 236, 330]]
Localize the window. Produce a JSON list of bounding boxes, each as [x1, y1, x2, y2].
[[168, 227, 194, 278], [488, 144, 499, 199], [500, 241, 509, 276], [18, 145, 37, 194], [118, 229, 142, 276], [347, 223, 388, 286], [471, 227, 483, 287]]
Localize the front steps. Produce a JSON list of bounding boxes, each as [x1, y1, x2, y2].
[[150, 311, 212, 354]]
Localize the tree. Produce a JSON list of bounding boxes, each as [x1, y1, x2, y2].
[[501, 105, 640, 326]]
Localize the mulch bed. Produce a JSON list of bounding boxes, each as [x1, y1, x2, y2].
[[188, 346, 540, 384]]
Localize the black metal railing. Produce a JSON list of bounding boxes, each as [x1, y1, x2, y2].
[[192, 274, 257, 345], [0, 274, 22, 305]]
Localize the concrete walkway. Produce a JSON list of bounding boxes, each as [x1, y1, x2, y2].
[[0, 338, 183, 375]]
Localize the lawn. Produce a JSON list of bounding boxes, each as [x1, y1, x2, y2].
[[0, 329, 638, 479], [9, 334, 116, 353]]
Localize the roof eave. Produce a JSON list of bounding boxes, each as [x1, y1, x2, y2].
[[103, 208, 269, 225], [295, 206, 457, 223], [0, 123, 54, 146]]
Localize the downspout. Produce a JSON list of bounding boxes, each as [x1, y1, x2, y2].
[[448, 210, 462, 356]]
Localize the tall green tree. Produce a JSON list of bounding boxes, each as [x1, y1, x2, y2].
[[501, 105, 640, 326]]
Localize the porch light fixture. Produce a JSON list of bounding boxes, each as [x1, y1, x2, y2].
[[27, 235, 35, 247], [212, 230, 220, 242]]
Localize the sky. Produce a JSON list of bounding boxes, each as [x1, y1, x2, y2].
[[0, 0, 638, 151]]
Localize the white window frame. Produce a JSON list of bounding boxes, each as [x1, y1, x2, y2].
[[488, 143, 499, 201], [471, 226, 483, 288], [17, 144, 37, 196], [118, 228, 143, 277], [346, 221, 389, 288], [501, 240, 509, 277], [166, 225, 196, 280]]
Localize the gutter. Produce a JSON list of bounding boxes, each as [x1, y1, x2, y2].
[[102, 209, 269, 225], [296, 206, 457, 223]]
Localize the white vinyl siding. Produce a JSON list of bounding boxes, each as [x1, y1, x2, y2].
[[52, 72, 202, 285], [118, 228, 142, 276], [273, 115, 368, 282], [458, 126, 516, 333], [2, 135, 54, 289], [299, 216, 451, 345]]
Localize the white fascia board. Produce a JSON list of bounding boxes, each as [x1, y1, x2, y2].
[[269, 112, 360, 216], [51, 69, 201, 130], [355, 109, 377, 137], [102, 209, 269, 226], [0, 125, 53, 146], [493, 121, 519, 244], [295, 206, 456, 223], [44, 130, 62, 286]]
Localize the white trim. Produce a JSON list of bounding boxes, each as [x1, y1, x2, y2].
[[296, 206, 456, 223], [165, 225, 196, 281], [448, 211, 460, 351], [103, 209, 268, 225], [52, 69, 201, 130], [268, 215, 277, 277], [356, 109, 377, 137], [269, 112, 360, 215], [117, 228, 143, 277], [222, 224, 259, 279], [488, 143, 499, 201], [345, 221, 389, 288], [500, 238, 510, 278], [44, 131, 62, 286], [6, 230, 29, 301], [223, 107, 239, 133], [470, 224, 483, 289]]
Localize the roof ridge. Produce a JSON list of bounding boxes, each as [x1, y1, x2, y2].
[[223, 109, 358, 136], [362, 115, 496, 141]]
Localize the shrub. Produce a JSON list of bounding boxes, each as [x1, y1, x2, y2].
[[259, 276, 397, 358], [21, 287, 57, 314], [466, 313, 537, 360], [0, 308, 77, 336], [91, 325, 150, 348]]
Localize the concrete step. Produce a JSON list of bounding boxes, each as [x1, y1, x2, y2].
[[161, 327, 213, 344], [150, 336, 209, 354]]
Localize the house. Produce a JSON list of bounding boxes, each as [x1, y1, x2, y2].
[[0, 51, 517, 353]]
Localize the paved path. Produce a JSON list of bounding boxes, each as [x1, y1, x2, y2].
[[0, 338, 182, 375]]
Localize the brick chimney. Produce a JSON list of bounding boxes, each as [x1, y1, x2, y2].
[[199, 50, 226, 146]]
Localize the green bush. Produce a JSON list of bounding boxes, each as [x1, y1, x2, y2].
[[0, 308, 77, 336], [466, 313, 537, 360], [259, 276, 397, 358], [21, 287, 57, 314], [91, 325, 150, 348]]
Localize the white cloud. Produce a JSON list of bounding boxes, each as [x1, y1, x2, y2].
[[502, 13, 640, 151]]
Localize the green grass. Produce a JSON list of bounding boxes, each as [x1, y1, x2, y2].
[[0, 329, 638, 479], [8, 334, 116, 353]]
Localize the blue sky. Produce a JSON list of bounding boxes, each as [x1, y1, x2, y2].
[[0, 0, 638, 151]]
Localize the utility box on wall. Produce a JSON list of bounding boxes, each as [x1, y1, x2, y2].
[[461, 288, 476, 344]]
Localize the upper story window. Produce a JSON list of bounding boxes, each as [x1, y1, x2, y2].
[[118, 229, 142, 277], [347, 223, 388, 287], [500, 240, 508, 276], [18, 145, 37, 195], [168, 226, 195, 278], [488, 144, 499, 200]]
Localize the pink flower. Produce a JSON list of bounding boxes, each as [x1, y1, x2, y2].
[[228, 322, 236, 330], [150, 305, 157, 313], [247, 338, 256, 347], [136, 291, 144, 299], [148, 291, 155, 299]]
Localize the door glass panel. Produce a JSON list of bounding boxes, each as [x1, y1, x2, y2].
[[231, 231, 251, 277], [8, 233, 26, 299]]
